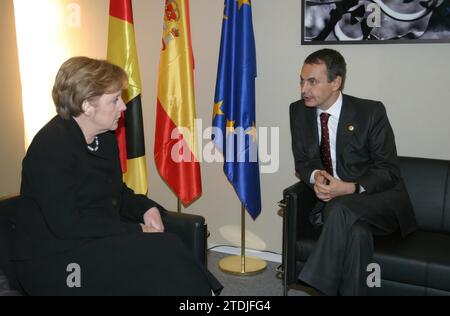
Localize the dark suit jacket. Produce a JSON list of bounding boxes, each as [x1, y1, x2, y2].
[[12, 115, 163, 260], [289, 94, 416, 237]]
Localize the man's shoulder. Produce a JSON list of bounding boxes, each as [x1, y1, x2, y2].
[[343, 95, 389, 127], [343, 94, 384, 110], [289, 99, 303, 109], [289, 99, 311, 115]]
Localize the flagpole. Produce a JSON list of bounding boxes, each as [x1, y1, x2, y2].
[[241, 203, 245, 272], [177, 198, 182, 213], [218, 203, 267, 276]]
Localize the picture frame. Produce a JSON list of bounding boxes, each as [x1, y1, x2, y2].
[[301, 0, 450, 44]]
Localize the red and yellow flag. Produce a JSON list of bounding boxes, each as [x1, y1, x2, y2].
[[107, 0, 148, 194], [154, 0, 201, 205]]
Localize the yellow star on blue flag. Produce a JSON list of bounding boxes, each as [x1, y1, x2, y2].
[[237, 0, 251, 10]]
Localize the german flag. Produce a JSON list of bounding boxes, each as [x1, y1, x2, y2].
[[154, 0, 201, 206], [107, 0, 148, 194]]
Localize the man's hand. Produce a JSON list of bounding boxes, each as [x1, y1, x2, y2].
[[314, 171, 356, 202], [142, 207, 164, 233], [314, 170, 328, 185]]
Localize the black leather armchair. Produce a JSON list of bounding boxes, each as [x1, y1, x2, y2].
[[0, 194, 208, 295], [280, 156, 450, 296]]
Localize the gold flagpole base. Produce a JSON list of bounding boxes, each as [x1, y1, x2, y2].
[[219, 255, 267, 276]]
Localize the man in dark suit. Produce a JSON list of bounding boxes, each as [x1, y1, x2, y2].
[[289, 49, 416, 295]]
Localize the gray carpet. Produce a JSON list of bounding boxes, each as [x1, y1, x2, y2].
[[207, 251, 309, 296]]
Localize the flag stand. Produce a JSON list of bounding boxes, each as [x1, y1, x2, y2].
[[177, 198, 182, 213], [218, 203, 267, 276]]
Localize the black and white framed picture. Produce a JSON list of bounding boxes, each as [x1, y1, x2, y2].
[[302, 0, 450, 44]]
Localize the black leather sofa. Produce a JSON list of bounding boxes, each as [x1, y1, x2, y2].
[[281, 156, 450, 296], [0, 195, 208, 296]]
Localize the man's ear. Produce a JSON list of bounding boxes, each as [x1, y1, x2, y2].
[[332, 76, 342, 91], [82, 100, 94, 116]]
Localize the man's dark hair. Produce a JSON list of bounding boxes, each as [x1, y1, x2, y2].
[[304, 49, 347, 90]]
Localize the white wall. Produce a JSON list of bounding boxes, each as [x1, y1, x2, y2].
[[0, 0, 25, 196], [1, 0, 449, 254]]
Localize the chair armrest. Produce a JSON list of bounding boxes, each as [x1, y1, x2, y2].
[[282, 181, 316, 285], [0, 194, 20, 206], [162, 211, 207, 266]]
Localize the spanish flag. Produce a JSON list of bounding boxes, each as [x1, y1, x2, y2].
[[154, 0, 201, 206], [107, 0, 148, 194]]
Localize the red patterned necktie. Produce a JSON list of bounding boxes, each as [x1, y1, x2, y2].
[[320, 112, 333, 176]]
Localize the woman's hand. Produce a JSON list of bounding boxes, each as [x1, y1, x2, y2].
[[140, 223, 161, 233], [142, 207, 164, 233]]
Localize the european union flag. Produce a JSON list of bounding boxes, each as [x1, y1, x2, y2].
[[212, 0, 261, 219]]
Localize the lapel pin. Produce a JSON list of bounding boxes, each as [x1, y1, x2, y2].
[[347, 125, 354, 132]]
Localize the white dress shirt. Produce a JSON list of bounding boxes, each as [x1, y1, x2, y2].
[[310, 92, 343, 183]]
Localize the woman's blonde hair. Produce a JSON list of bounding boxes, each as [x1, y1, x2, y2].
[[52, 57, 128, 120]]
